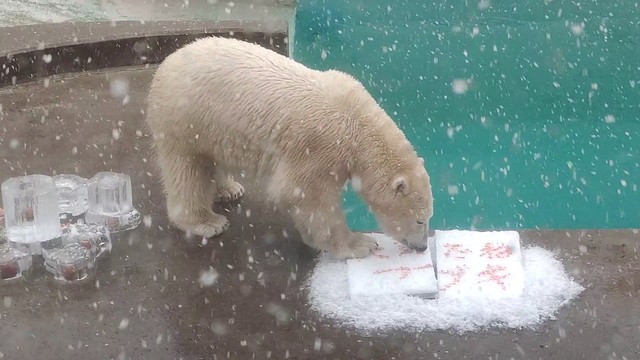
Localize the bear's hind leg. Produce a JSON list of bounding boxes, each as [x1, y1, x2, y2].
[[157, 147, 229, 238], [289, 193, 378, 260], [214, 170, 245, 203]]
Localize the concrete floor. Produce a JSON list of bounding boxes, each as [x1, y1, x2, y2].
[[0, 68, 639, 360]]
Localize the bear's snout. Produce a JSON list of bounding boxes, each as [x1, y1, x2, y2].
[[410, 244, 429, 253], [403, 229, 429, 253]]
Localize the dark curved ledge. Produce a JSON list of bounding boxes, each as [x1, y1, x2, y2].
[[0, 20, 289, 88]]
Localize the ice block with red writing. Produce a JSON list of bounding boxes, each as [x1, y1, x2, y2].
[[434, 230, 524, 299], [346, 233, 438, 299]]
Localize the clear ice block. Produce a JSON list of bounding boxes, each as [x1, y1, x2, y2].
[[0, 243, 32, 282], [1, 175, 61, 244], [43, 242, 96, 283], [84, 172, 141, 232], [0, 218, 6, 244], [53, 174, 89, 221], [60, 222, 112, 260]]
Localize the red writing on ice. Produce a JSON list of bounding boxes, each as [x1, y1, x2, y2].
[[439, 266, 466, 290], [477, 264, 509, 290], [480, 243, 513, 259], [443, 243, 471, 259], [399, 246, 415, 256], [373, 263, 433, 280], [372, 247, 390, 259], [395, 242, 420, 256]]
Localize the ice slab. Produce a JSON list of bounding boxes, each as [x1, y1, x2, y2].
[[1, 174, 61, 244], [435, 229, 524, 299], [347, 233, 437, 298]]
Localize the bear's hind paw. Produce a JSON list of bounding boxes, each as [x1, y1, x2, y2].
[[187, 215, 230, 238], [215, 180, 245, 203]]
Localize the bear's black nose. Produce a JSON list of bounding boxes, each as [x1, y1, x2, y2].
[[411, 245, 428, 253]]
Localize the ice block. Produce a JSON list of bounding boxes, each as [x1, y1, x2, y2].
[[60, 222, 111, 260], [1, 175, 61, 244], [347, 233, 438, 298], [84, 172, 141, 232], [53, 174, 89, 222], [0, 243, 33, 283], [434, 230, 525, 299], [43, 242, 97, 283]]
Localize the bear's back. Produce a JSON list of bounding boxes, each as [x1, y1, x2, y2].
[[149, 37, 358, 136], [158, 36, 321, 97]]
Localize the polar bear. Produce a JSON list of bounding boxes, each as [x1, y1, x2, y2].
[[145, 36, 433, 260]]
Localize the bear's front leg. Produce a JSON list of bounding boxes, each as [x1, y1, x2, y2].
[[335, 232, 380, 260], [290, 200, 378, 260], [156, 148, 230, 238], [168, 197, 230, 238]]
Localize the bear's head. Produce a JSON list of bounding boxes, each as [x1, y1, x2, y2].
[[357, 157, 433, 252]]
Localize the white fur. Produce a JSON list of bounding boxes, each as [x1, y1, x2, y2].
[[145, 36, 433, 259]]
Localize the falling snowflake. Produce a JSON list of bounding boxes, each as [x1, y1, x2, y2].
[[452, 79, 469, 94], [198, 267, 219, 287]]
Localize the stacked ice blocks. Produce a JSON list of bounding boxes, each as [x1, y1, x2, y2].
[[346, 230, 524, 299], [1, 171, 140, 284]]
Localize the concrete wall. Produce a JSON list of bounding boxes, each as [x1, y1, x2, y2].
[[0, 0, 296, 30], [0, 0, 296, 59]]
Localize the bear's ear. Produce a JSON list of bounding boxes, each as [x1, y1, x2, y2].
[[392, 176, 409, 196]]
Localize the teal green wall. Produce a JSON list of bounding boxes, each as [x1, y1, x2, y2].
[[293, 0, 640, 231]]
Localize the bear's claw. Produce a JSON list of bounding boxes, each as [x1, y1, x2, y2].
[[215, 180, 245, 203]]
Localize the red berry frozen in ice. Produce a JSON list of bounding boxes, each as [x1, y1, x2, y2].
[[0, 261, 19, 280]]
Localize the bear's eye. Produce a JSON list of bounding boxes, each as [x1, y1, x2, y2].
[[417, 220, 425, 225]]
